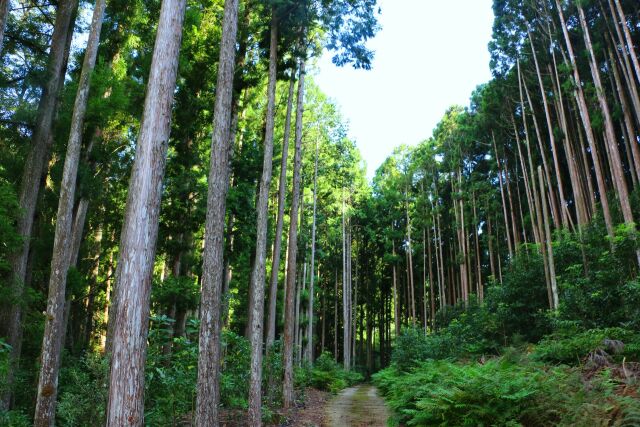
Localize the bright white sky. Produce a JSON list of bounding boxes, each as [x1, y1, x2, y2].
[[313, 0, 495, 179]]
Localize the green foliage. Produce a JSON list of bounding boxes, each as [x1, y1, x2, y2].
[[57, 354, 109, 427], [487, 249, 551, 342], [394, 307, 499, 371], [0, 409, 30, 427], [308, 352, 363, 394], [532, 327, 640, 365], [374, 354, 640, 427], [0, 177, 22, 300]]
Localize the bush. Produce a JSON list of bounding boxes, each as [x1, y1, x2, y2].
[[532, 327, 640, 365], [374, 355, 640, 426], [487, 248, 551, 342], [57, 354, 109, 426], [310, 352, 363, 394], [393, 307, 499, 371]]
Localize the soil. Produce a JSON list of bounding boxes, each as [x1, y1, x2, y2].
[[324, 385, 391, 427]]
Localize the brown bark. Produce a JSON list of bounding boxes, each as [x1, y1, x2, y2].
[[283, 57, 306, 409], [555, 0, 615, 238], [247, 14, 278, 425], [33, 1, 105, 423], [392, 241, 399, 336], [492, 133, 513, 258], [612, 0, 640, 85], [106, 0, 186, 424], [0, 0, 9, 54], [266, 72, 296, 348], [3, 0, 78, 410], [195, 0, 238, 425], [539, 167, 559, 309], [307, 140, 319, 362]]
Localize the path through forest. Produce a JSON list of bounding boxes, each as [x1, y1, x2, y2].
[[324, 385, 390, 427]]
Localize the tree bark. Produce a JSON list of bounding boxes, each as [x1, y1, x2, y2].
[[3, 0, 78, 410], [266, 72, 296, 348], [307, 139, 319, 362], [539, 167, 559, 309], [612, 0, 640, 85], [283, 57, 306, 409], [195, 0, 238, 425], [0, 0, 9, 54], [555, 0, 615, 238], [105, 0, 186, 425], [33, 1, 105, 422], [247, 14, 278, 425]]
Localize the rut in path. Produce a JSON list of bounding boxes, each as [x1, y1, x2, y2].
[[325, 384, 390, 427]]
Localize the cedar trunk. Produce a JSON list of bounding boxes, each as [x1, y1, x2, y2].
[[248, 14, 278, 426], [106, 0, 186, 424], [195, 0, 239, 424], [283, 58, 306, 409], [34, 1, 106, 423]]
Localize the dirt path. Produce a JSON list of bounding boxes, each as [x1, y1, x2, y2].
[[324, 384, 390, 427]]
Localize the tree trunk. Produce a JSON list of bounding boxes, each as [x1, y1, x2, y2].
[[578, 4, 640, 265], [0, 0, 9, 53], [307, 139, 319, 362], [392, 241, 400, 336], [33, 1, 105, 423], [555, 0, 615, 238], [105, 1, 186, 425], [266, 72, 296, 348], [283, 57, 306, 409], [3, 0, 78, 410], [539, 167, 559, 309], [492, 133, 513, 258], [247, 14, 278, 425], [612, 0, 640, 85], [608, 44, 640, 184], [195, 0, 238, 425], [334, 269, 338, 359]]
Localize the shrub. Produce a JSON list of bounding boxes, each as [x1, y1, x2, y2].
[[532, 327, 640, 365], [374, 355, 640, 426], [57, 354, 109, 426], [310, 352, 363, 394]]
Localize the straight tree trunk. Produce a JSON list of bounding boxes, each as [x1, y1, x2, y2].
[[3, 0, 78, 410], [604, 0, 640, 129], [195, 0, 239, 424], [266, 73, 296, 348], [608, 45, 640, 184], [539, 167, 559, 309], [106, 1, 186, 425], [555, 0, 615, 238], [392, 241, 399, 336], [283, 57, 306, 409], [578, 4, 640, 265], [492, 133, 514, 258], [247, 14, 278, 426], [33, 2, 105, 423], [612, 0, 640, 85], [0, 0, 9, 53], [405, 192, 416, 322], [307, 140, 319, 362], [334, 269, 338, 359]]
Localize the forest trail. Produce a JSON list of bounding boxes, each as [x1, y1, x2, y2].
[[324, 385, 390, 427]]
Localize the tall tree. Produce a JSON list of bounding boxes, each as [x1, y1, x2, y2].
[[195, 0, 239, 424], [248, 10, 278, 426], [283, 56, 306, 409], [4, 0, 78, 409], [105, 0, 187, 424], [33, 0, 106, 423]]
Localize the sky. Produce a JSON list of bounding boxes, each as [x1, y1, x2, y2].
[[313, 0, 495, 179]]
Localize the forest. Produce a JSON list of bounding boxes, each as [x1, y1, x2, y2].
[[1, 0, 640, 425]]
